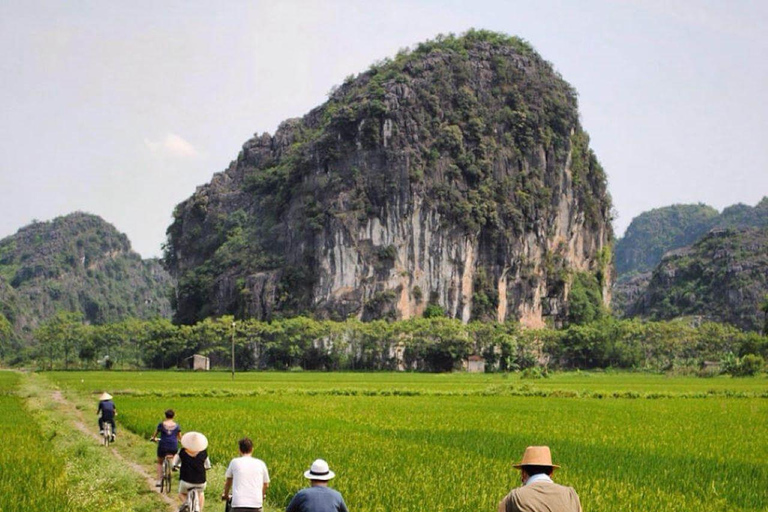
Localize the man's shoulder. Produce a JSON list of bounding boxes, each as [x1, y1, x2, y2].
[[231, 456, 267, 468]]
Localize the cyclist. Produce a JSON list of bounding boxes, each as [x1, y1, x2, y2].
[[151, 409, 182, 488], [97, 392, 116, 442], [173, 431, 211, 512]]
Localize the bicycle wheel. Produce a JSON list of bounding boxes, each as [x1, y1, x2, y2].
[[162, 458, 172, 493], [104, 423, 111, 447], [190, 490, 199, 512]]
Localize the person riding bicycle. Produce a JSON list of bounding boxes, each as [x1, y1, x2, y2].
[[97, 392, 116, 442], [151, 409, 182, 488], [173, 431, 211, 512]]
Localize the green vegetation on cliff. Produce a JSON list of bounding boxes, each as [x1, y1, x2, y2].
[[0, 213, 172, 343]]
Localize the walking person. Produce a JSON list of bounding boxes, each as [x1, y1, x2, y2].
[[97, 392, 116, 441], [174, 432, 212, 512], [286, 459, 348, 512], [498, 446, 581, 512], [151, 409, 182, 488], [221, 437, 270, 511]]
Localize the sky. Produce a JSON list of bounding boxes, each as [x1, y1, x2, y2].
[[1, 1, 767, 258]]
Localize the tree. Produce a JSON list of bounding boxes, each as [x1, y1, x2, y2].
[[567, 272, 605, 325], [34, 311, 85, 370], [0, 313, 12, 360], [761, 296, 768, 335]]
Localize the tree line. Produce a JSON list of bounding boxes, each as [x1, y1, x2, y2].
[[2, 312, 765, 376]]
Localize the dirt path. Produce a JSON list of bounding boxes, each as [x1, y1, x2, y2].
[[51, 390, 178, 511]]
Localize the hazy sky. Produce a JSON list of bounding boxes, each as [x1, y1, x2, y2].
[[1, 1, 767, 257]]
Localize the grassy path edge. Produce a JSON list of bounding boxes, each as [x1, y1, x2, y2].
[[19, 372, 174, 512]]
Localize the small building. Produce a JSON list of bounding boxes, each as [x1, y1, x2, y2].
[[185, 354, 210, 371], [466, 355, 486, 373]]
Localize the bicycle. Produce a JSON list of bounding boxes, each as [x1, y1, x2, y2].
[[181, 486, 204, 512], [151, 438, 175, 493], [101, 422, 112, 447], [160, 454, 174, 493]]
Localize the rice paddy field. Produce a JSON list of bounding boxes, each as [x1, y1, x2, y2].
[[43, 371, 768, 511], [0, 372, 72, 512]]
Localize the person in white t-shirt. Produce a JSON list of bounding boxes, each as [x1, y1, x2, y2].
[[221, 437, 270, 512]]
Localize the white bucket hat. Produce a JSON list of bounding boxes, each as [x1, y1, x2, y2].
[[181, 432, 208, 452], [99, 392, 112, 401], [304, 459, 335, 481]]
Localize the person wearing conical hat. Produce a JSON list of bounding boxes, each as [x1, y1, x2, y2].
[[173, 432, 212, 512], [498, 446, 581, 512], [285, 459, 348, 512], [97, 392, 116, 442]]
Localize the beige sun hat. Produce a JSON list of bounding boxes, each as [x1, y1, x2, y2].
[[181, 432, 208, 452], [304, 459, 335, 481], [99, 392, 113, 401], [513, 446, 560, 469]]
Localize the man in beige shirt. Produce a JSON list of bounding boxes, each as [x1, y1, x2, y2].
[[498, 446, 582, 512]]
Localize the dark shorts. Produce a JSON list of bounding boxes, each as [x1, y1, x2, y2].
[[157, 445, 177, 458], [99, 418, 116, 431]]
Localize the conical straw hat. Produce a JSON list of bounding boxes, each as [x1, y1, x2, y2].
[[181, 432, 208, 452], [99, 392, 112, 401], [513, 446, 560, 469]]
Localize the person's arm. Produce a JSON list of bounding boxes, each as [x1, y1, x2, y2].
[[285, 493, 301, 512], [498, 491, 520, 512], [263, 466, 270, 500], [221, 477, 233, 501], [204, 457, 212, 470], [337, 496, 349, 512], [172, 453, 181, 469]]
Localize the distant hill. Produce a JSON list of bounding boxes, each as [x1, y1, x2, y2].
[[0, 213, 172, 339], [629, 227, 768, 331], [612, 198, 768, 320], [614, 204, 719, 279], [615, 198, 768, 280]]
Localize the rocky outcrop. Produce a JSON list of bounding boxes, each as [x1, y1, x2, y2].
[[0, 213, 173, 338], [165, 31, 613, 326], [630, 227, 768, 331]]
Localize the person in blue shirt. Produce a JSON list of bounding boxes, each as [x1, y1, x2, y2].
[[151, 409, 182, 488], [97, 392, 116, 441], [286, 459, 349, 512]]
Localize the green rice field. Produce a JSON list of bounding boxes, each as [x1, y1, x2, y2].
[[0, 372, 72, 512], [45, 371, 768, 511]]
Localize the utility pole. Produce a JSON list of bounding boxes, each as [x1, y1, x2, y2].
[[231, 320, 236, 380]]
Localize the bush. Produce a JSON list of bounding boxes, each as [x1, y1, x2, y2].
[[735, 354, 764, 376], [722, 353, 765, 376]]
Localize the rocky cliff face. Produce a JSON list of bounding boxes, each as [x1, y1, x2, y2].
[[630, 227, 768, 331], [0, 213, 173, 337], [165, 31, 613, 326]]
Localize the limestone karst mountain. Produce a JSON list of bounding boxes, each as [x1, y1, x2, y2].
[[0, 212, 172, 339], [164, 31, 613, 326]]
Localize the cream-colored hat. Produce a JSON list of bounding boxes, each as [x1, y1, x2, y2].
[[304, 459, 335, 480], [181, 432, 208, 452], [513, 446, 560, 469], [99, 392, 112, 401]]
